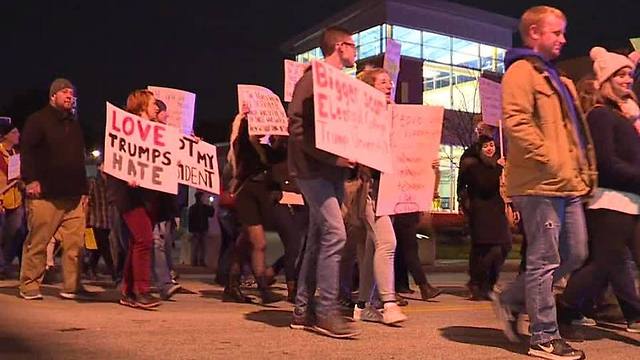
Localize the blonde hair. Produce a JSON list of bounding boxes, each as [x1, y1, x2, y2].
[[356, 67, 390, 87], [578, 72, 640, 117], [126, 90, 154, 116], [519, 6, 566, 45]]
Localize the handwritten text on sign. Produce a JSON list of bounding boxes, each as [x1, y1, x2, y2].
[[104, 102, 179, 194], [284, 60, 308, 102], [237, 85, 289, 136], [376, 105, 444, 216], [7, 154, 20, 180], [312, 60, 393, 173], [478, 77, 502, 127], [147, 86, 196, 135], [177, 136, 220, 194]]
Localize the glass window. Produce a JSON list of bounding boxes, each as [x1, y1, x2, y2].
[[452, 38, 479, 56], [359, 41, 380, 59], [357, 25, 382, 59], [451, 65, 480, 113], [423, 61, 452, 108], [392, 25, 421, 58]]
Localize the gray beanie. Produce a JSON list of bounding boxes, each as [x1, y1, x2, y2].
[[49, 78, 74, 97]]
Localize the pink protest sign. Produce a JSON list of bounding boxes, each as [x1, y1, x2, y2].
[[376, 105, 444, 216], [478, 77, 502, 127], [147, 86, 196, 135], [176, 135, 220, 194], [104, 102, 180, 194], [284, 60, 309, 102], [237, 85, 289, 136], [312, 60, 393, 173]]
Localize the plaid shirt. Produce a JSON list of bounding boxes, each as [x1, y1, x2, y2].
[[88, 174, 111, 229]]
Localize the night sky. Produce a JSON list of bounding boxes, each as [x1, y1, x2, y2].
[[2, 0, 639, 149]]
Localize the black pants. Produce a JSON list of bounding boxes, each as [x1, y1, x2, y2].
[[562, 209, 640, 323], [393, 212, 427, 288], [270, 203, 308, 282], [89, 228, 115, 277], [468, 243, 510, 293]]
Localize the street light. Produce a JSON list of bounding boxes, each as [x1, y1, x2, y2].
[[91, 150, 101, 158]]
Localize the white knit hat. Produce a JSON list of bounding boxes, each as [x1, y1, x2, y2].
[[590, 47, 635, 88]]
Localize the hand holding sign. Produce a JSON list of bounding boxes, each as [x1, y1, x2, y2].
[[237, 85, 289, 136]]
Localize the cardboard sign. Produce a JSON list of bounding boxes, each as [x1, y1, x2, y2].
[[312, 60, 393, 173], [147, 86, 196, 135], [376, 105, 444, 216], [284, 60, 309, 102], [383, 39, 402, 101], [631, 38, 640, 51], [104, 102, 180, 194], [7, 154, 20, 180], [478, 77, 502, 127], [279, 191, 305, 205], [177, 136, 220, 194], [237, 85, 289, 136]]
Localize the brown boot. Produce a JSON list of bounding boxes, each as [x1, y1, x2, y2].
[[419, 283, 442, 301]]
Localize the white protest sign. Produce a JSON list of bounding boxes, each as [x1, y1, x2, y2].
[[478, 77, 502, 127], [383, 39, 402, 101], [177, 136, 220, 194], [631, 38, 640, 51], [284, 60, 308, 102], [237, 85, 289, 136], [312, 60, 393, 173], [7, 154, 20, 180], [376, 105, 444, 216], [104, 102, 180, 194], [147, 86, 196, 135]]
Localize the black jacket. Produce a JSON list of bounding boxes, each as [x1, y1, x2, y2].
[[287, 69, 348, 183], [188, 202, 214, 233], [586, 104, 640, 195], [21, 104, 87, 198]]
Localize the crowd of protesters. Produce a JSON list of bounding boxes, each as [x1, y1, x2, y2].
[[2, 4, 640, 359]]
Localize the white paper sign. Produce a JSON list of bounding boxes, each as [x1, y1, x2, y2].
[[237, 85, 289, 136], [631, 38, 640, 51], [376, 105, 444, 216], [284, 60, 309, 102], [383, 39, 402, 101], [177, 136, 220, 194], [104, 102, 180, 194], [7, 154, 20, 180], [478, 77, 502, 127], [147, 86, 196, 135], [312, 60, 393, 173]]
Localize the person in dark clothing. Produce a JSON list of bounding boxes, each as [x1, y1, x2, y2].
[[558, 47, 640, 333], [86, 162, 115, 281], [19, 78, 91, 301], [188, 191, 214, 266], [458, 135, 511, 300]]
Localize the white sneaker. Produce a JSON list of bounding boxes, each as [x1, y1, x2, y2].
[[571, 316, 596, 327], [382, 302, 408, 325], [353, 305, 362, 321]]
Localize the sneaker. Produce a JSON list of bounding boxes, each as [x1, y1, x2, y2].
[[627, 320, 640, 333], [119, 294, 138, 308], [223, 285, 252, 303], [528, 339, 585, 360], [160, 284, 182, 300], [170, 270, 179, 283], [312, 316, 360, 339], [339, 297, 355, 311], [382, 302, 408, 325], [290, 310, 316, 330], [353, 304, 384, 323], [59, 288, 98, 301], [20, 290, 43, 300], [489, 291, 519, 343], [134, 293, 161, 309], [571, 315, 596, 327]]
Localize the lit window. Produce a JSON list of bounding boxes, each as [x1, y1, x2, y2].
[[357, 25, 382, 59], [392, 25, 421, 58]]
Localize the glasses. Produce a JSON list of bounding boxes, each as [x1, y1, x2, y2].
[[339, 42, 356, 49]]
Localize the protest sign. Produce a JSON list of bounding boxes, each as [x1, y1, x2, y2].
[[176, 135, 220, 194], [376, 105, 444, 216], [478, 77, 502, 127], [284, 60, 308, 102], [312, 60, 393, 173], [7, 154, 20, 180], [147, 86, 196, 134], [383, 39, 401, 101], [631, 38, 640, 51], [104, 102, 180, 194], [237, 85, 289, 136]]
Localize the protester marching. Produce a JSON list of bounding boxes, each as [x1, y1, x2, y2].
[[4, 4, 640, 360]]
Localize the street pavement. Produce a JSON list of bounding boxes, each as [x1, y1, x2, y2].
[[1, 268, 639, 360]]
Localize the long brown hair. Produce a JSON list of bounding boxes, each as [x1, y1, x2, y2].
[[126, 89, 154, 116]]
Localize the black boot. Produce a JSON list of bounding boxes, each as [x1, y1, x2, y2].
[[257, 276, 280, 304], [224, 274, 251, 303]]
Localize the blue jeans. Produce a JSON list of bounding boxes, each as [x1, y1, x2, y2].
[[0, 206, 25, 272], [152, 221, 173, 292], [500, 196, 588, 345], [294, 177, 346, 319]]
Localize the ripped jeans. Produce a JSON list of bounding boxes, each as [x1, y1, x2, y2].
[[499, 196, 588, 345]]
